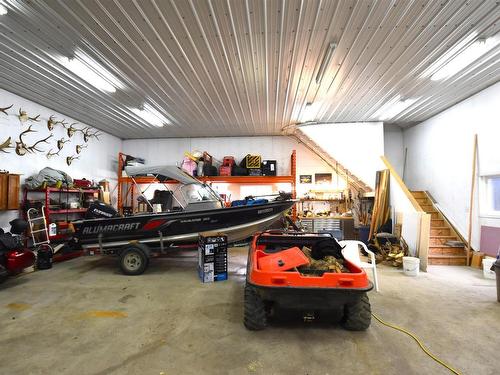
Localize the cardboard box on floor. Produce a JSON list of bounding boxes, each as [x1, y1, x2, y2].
[[470, 252, 485, 269], [198, 232, 228, 283]]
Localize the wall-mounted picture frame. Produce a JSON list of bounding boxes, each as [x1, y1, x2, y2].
[[299, 175, 312, 184], [315, 173, 332, 184]]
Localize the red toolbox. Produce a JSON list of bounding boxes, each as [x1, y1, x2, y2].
[[222, 156, 235, 166], [219, 165, 232, 176], [74, 178, 92, 188]]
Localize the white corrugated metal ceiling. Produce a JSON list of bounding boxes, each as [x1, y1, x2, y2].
[[0, 0, 498, 139]]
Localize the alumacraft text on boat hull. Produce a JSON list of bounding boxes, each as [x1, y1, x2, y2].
[[73, 200, 294, 250]]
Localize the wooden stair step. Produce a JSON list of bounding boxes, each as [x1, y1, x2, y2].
[[431, 219, 445, 227], [429, 236, 458, 245], [415, 197, 430, 204], [411, 191, 427, 198], [429, 212, 441, 219], [422, 207, 438, 213], [428, 255, 468, 266], [430, 227, 451, 236], [429, 245, 466, 256]]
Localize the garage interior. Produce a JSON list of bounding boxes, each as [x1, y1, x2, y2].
[[0, 1, 499, 374]]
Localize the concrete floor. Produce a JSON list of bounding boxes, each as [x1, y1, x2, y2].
[[0, 247, 498, 375]]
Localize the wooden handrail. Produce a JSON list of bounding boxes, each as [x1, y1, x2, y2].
[[380, 156, 424, 213], [425, 191, 469, 246]]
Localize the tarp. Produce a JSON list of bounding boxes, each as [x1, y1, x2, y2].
[[125, 165, 200, 185], [25, 167, 73, 189]]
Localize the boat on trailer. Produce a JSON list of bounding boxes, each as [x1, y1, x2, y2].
[[69, 165, 295, 274]]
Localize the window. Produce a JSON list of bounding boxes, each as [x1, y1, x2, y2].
[[482, 175, 500, 216], [180, 184, 219, 204]]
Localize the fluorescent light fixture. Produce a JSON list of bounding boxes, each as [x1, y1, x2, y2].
[[374, 96, 419, 121], [430, 34, 499, 81], [130, 103, 170, 127], [58, 50, 122, 93], [316, 42, 337, 84], [300, 101, 322, 123], [0, 4, 7, 15]]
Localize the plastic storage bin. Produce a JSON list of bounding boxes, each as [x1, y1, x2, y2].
[[483, 257, 496, 279]]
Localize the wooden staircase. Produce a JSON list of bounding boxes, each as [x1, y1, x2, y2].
[[411, 191, 467, 265]]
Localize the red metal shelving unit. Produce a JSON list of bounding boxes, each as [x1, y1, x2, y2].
[[23, 186, 99, 241]]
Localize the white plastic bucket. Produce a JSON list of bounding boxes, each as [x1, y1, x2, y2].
[[403, 256, 420, 276], [482, 258, 496, 279]]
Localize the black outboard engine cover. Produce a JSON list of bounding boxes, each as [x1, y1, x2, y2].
[[85, 201, 119, 219]]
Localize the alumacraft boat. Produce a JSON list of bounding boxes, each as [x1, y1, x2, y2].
[[70, 165, 295, 275]]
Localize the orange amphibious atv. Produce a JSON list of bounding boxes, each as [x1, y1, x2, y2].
[[244, 231, 373, 331]]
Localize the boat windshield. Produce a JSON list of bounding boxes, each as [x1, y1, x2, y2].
[[180, 183, 221, 204]]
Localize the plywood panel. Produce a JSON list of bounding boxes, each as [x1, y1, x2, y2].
[[419, 213, 431, 272]]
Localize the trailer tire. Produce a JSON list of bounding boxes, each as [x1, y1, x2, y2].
[[342, 293, 371, 331], [244, 284, 267, 330], [119, 244, 150, 275]]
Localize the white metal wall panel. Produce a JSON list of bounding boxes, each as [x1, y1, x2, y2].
[[0, 0, 498, 139]]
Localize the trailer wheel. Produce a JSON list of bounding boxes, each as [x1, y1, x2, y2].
[[342, 293, 371, 331], [244, 284, 267, 330], [119, 244, 150, 275]]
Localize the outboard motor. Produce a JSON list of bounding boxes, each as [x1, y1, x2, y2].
[[85, 201, 120, 219]]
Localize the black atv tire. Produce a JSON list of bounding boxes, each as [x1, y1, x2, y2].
[[342, 293, 371, 331], [244, 284, 267, 330], [119, 244, 150, 276]]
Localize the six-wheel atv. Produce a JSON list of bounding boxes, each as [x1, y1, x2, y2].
[[244, 231, 373, 331]]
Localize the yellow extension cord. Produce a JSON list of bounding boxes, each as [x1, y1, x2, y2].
[[371, 313, 462, 375]]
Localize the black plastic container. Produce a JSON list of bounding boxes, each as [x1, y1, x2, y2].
[[262, 160, 277, 176]]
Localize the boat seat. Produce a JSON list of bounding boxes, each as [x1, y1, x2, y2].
[[150, 190, 173, 211]]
